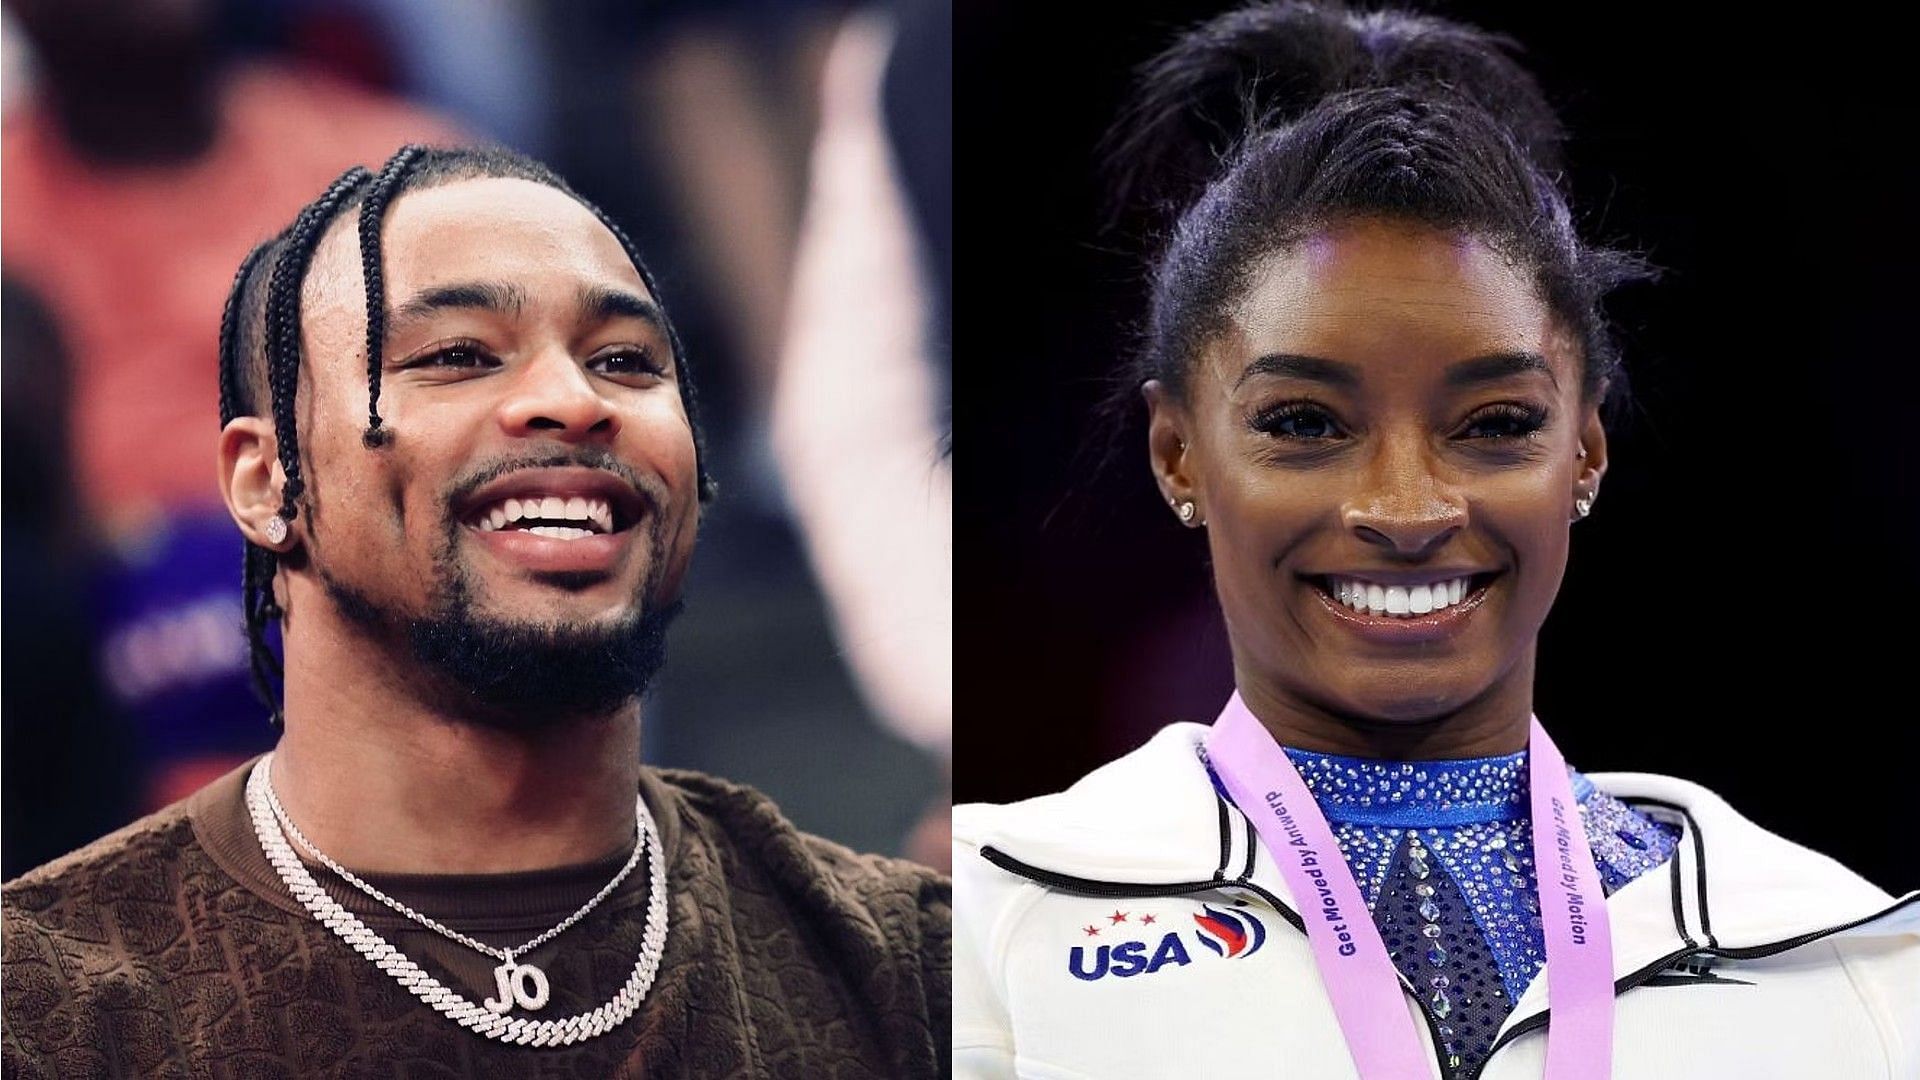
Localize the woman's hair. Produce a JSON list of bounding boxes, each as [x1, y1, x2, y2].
[[1106, 1, 1653, 409]]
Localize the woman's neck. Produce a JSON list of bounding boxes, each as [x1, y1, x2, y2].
[[1231, 657, 1535, 761]]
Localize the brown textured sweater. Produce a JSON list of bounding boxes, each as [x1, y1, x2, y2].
[[1, 759, 950, 1078]]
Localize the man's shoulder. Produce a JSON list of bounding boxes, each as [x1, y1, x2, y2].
[[2, 799, 203, 932], [646, 767, 951, 1073], [1, 799, 223, 1072], [648, 766, 948, 909]]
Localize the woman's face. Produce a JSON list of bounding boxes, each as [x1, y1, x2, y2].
[[1148, 217, 1605, 727]]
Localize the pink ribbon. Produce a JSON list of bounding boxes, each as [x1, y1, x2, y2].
[[1207, 693, 1613, 1078]]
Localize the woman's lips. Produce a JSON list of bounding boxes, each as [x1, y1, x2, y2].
[[1306, 572, 1498, 642]]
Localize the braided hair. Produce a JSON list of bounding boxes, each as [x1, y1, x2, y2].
[[217, 144, 716, 722]]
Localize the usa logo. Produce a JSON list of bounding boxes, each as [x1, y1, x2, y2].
[[1067, 904, 1267, 981], [1192, 903, 1266, 959]]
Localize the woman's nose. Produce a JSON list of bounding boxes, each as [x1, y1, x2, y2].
[[1342, 442, 1466, 557]]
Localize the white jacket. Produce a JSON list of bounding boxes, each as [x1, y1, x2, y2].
[[954, 723, 1920, 1079]]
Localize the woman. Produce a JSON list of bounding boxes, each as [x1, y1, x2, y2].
[[952, 5, 1920, 1078]]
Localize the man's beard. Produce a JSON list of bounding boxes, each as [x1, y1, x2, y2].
[[318, 461, 683, 729]]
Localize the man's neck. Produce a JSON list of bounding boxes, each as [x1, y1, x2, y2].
[[269, 613, 642, 875]]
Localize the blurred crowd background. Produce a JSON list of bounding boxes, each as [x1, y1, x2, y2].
[[1, 0, 951, 877]]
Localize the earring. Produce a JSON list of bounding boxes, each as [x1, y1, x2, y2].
[[263, 514, 290, 545], [1175, 499, 1196, 525], [1574, 493, 1594, 520]]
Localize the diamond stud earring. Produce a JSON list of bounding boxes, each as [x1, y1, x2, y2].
[[264, 515, 290, 545], [1176, 500, 1196, 524]]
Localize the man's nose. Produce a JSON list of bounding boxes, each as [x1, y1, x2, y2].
[[496, 348, 620, 440]]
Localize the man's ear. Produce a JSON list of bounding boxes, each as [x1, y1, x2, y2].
[[1144, 379, 1203, 526], [220, 417, 295, 550]]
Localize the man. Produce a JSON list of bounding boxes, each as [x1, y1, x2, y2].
[[2, 0, 463, 817], [1, 146, 950, 1078]]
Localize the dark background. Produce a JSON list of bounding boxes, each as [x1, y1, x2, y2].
[[956, 1, 1919, 894]]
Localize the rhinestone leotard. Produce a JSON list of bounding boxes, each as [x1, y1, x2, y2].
[[1217, 748, 1678, 1077]]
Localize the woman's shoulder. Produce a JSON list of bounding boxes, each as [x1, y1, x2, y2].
[[1586, 768, 1915, 941], [955, 722, 1219, 875]]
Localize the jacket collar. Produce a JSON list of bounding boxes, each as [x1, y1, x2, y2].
[[958, 722, 1919, 965]]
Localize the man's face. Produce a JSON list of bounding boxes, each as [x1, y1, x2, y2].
[[291, 177, 700, 716]]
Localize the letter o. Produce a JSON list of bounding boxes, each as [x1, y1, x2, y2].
[[511, 964, 551, 1011]]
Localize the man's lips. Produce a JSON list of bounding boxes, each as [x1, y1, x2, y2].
[[457, 466, 649, 534], [464, 524, 634, 576], [455, 466, 653, 577]]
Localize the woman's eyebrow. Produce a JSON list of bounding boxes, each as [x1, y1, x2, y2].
[[1235, 353, 1359, 389], [1446, 351, 1558, 389]]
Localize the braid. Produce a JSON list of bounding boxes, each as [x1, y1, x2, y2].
[[241, 544, 286, 721], [584, 204, 718, 503], [242, 164, 370, 720], [263, 166, 372, 521], [357, 145, 428, 448], [219, 240, 276, 425], [219, 237, 289, 721]]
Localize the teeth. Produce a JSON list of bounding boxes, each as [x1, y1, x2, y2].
[[527, 525, 594, 540], [1328, 576, 1477, 619], [473, 494, 616, 534]]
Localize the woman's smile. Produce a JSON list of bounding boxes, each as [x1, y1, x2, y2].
[[1304, 570, 1502, 644]]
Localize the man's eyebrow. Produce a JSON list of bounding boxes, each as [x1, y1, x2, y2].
[[386, 281, 529, 340], [1235, 353, 1360, 389], [577, 285, 665, 328], [1445, 351, 1558, 390]]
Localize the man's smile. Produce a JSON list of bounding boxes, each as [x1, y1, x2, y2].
[[456, 465, 651, 575]]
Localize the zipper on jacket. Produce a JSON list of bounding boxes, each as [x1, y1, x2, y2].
[[981, 846, 1916, 1080], [1462, 892, 1920, 1080]]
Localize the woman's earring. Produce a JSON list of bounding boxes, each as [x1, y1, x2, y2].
[[1573, 492, 1594, 520], [263, 515, 290, 545], [1174, 499, 1197, 525]]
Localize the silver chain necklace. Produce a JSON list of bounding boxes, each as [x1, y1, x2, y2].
[[246, 755, 669, 1046]]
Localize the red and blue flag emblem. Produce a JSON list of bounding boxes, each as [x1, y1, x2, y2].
[[1192, 903, 1266, 959]]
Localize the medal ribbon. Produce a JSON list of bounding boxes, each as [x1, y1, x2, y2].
[[1206, 693, 1613, 1079]]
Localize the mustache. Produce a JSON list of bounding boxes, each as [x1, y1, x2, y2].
[[442, 447, 664, 519]]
